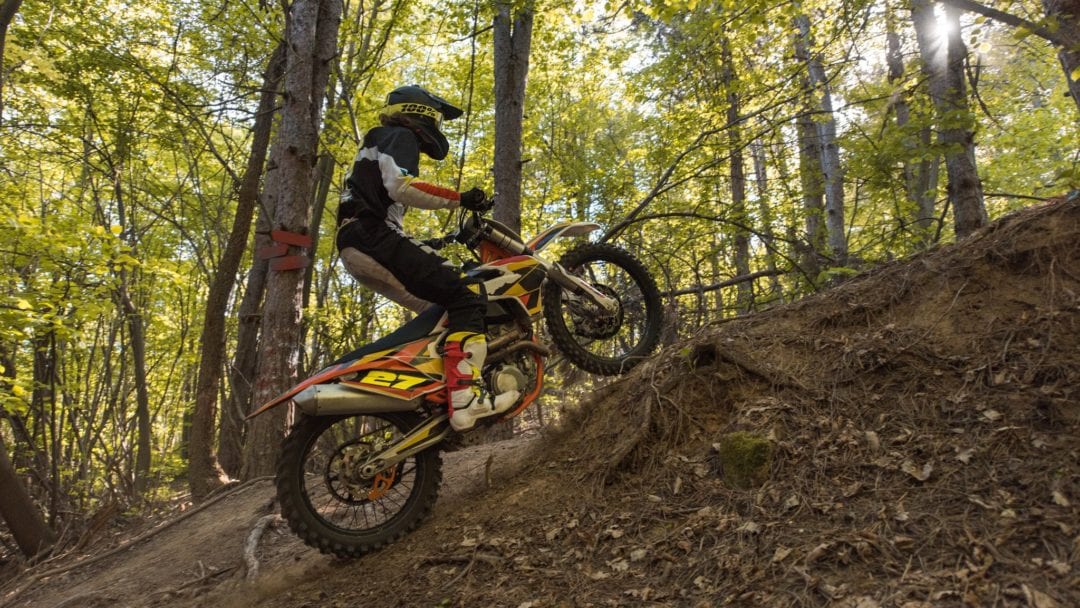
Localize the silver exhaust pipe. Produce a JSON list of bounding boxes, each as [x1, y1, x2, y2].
[[292, 384, 421, 416]]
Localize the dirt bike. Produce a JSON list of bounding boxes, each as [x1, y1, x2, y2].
[[248, 207, 663, 558]]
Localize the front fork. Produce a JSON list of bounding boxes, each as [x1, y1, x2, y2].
[[547, 262, 620, 315], [357, 414, 451, 479]]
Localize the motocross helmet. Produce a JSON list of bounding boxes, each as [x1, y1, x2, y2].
[[385, 85, 463, 161]]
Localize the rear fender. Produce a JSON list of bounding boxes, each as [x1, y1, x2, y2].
[[246, 360, 362, 419], [246, 336, 444, 419]]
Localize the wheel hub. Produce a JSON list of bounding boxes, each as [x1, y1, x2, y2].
[[569, 283, 623, 340], [326, 439, 394, 503]]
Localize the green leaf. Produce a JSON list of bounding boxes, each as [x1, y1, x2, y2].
[[1071, 66, 1080, 82]]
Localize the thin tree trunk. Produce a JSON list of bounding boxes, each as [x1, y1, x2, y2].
[[0, 0, 22, 127], [108, 147, 152, 495], [0, 435, 54, 559], [484, 0, 535, 443], [299, 150, 336, 376], [795, 13, 847, 265], [912, 0, 987, 238], [887, 7, 939, 243], [750, 135, 782, 301], [0, 344, 52, 498], [1044, 0, 1080, 118], [118, 287, 152, 494], [189, 42, 285, 499], [793, 24, 826, 282], [492, 0, 534, 234], [30, 332, 63, 523], [242, 0, 341, 480], [722, 38, 751, 314], [221, 234, 271, 477], [221, 131, 282, 478]]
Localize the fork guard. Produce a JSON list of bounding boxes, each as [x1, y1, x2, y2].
[[292, 384, 422, 416]]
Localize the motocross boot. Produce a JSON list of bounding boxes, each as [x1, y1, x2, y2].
[[443, 332, 520, 431]]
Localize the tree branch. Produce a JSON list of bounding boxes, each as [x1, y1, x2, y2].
[[941, 0, 1067, 47], [662, 269, 787, 298]]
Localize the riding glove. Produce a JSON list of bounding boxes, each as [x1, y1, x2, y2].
[[459, 188, 490, 212]]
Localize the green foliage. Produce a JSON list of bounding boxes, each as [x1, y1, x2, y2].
[[0, 0, 1075, 516]]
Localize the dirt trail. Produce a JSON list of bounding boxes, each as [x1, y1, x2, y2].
[[3, 198, 1078, 608], [0, 437, 538, 608]]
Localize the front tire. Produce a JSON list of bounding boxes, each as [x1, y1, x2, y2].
[[276, 411, 442, 558], [543, 243, 663, 375]]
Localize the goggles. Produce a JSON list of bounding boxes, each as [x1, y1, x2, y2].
[[384, 102, 443, 127]]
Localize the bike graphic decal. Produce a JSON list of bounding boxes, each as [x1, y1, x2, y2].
[[482, 256, 546, 315], [356, 370, 431, 390]]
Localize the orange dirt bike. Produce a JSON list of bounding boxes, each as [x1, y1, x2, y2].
[[249, 208, 663, 558]]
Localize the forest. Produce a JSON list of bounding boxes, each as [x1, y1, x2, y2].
[[0, 0, 1078, 567]]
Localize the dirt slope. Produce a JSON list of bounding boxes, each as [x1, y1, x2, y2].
[[3, 198, 1078, 608]]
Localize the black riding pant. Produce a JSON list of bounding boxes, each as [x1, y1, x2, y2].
[[337, 216, 485, 334]]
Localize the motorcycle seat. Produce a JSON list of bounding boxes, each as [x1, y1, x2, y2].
[[328, 305, 446, 366]]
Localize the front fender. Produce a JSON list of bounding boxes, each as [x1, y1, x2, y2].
[[526, 222, 601, 252]]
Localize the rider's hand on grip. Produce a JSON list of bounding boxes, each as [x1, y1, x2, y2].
[[459, 187, 491, 212], [420, 236, 446, 250]]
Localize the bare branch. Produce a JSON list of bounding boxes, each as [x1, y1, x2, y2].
[[941, 0, 1067, 47], [662, 269, 787, 298]]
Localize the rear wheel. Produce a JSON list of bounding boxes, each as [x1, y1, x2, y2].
[[276, 411, 441, 558], [543, 243, 663, 375]]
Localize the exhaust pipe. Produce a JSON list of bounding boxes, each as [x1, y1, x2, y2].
[[487, 339, 551, 364], [293, 384, 421, 416]]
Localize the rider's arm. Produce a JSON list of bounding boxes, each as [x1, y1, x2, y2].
[[374, 130, 461, 210]]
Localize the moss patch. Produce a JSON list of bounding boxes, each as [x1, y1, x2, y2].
[[714, 431, 772, 489]]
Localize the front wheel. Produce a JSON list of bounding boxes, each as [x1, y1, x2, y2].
[[276, 411, 442, 558], [543, 243, 663, 375]]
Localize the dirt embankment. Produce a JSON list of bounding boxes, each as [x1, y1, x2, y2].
[[3, 199, 1078, 608]]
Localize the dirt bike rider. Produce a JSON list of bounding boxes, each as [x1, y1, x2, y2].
[[336, 84, 519, 432]]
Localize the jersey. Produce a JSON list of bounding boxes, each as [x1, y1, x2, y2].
[[338, 125, 461, 248]]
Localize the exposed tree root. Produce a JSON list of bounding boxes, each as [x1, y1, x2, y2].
[[243, 514, 282, 580]]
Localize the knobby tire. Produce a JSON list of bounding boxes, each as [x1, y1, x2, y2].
[[543, 243, 663, 376], [276, 411, 442, 558]]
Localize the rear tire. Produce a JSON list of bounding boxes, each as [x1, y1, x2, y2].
[[276, 411, 442, 558], [543, 243, 663, 375]]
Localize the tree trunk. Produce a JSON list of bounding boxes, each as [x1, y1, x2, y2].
[[0, 344, 48, 493], [109, 148, 152, 495], [722, 38, 752, 314], [0, 435, 54, 559], [887, 7, 939, 244], [492, 0, 534, 234], [189, 42, 285, 500], [0, 0, 22, 127], [912, 0, 987, 238], [242, 0, 341, 479], [117, 287, 152, 494], [1043, 0, 1080, 117], [484, 0, 535, 442], [795, 13, 847, 265], [221, 241, 270, 477], [300, 150, 335, 374], [221, 125, 285, 478], [30, 332, 64, 522], [750, 135, 782, 302]]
